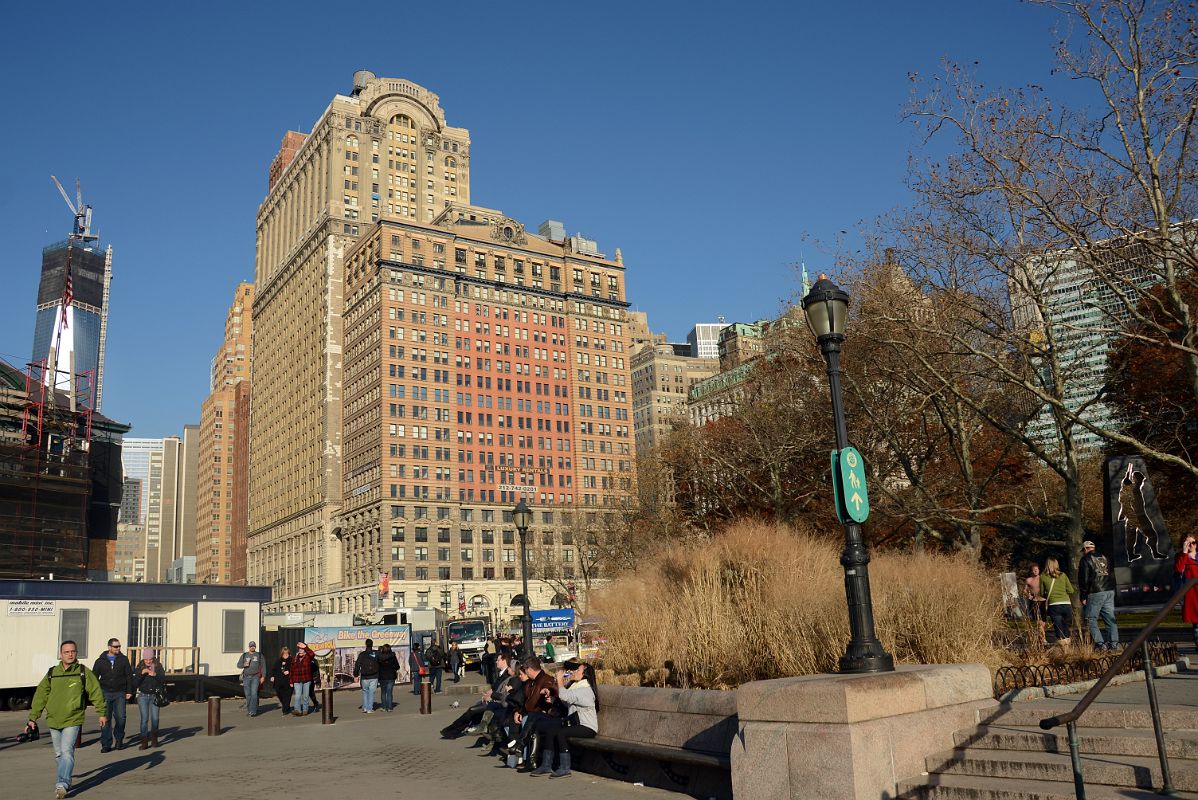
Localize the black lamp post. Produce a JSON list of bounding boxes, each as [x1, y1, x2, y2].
[[801, 274, 895, 674], [512, 498, 534, 660]]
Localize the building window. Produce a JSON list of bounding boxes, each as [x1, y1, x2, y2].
[[221, 609, 244, 654], [59, 609, 89, 659]]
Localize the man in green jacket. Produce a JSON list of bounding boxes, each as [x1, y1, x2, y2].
[[25, 640, 108, 799]]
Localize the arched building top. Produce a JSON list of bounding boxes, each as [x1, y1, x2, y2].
[[356, 75, 449, 132]]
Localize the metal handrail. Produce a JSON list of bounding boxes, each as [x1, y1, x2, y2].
[[1039, 575, 1197, 799]]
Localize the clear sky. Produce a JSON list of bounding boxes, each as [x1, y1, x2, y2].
[[0, 1, 1078, 438]]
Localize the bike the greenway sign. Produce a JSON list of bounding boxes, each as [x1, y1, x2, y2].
[[831, 446, 870, 524]]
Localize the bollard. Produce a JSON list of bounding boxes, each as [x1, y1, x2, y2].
[[321, 687, 334, 724], [206, 696, 221, 736], [419, 678, 432, 714]]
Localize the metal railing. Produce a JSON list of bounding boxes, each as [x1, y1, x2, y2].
[[130, 646, 200, 675], [1039, 576, 1197, 799], [993, 641, 1178, 697]]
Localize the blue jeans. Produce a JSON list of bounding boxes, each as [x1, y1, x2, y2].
[[1085, 590, 1119, 647], [430, 667, 443, 692], [360, 677, 378, 711], [292, 681, 312, 713], [380, 679, 395, 710], [243, 675, 260, 715], [137, 693, 160, 737], [49, 725, 80, 790], [1048, 603, 1072, 641], [99, 690, 127, 748]]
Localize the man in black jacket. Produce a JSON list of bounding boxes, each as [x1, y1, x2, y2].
[[426, 640, 447, 693], [92, 638, 134, 752], [1079, 540, 1120, 650], [353, 639, 380, 713]]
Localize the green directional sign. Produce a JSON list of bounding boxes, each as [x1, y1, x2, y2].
[[831, 446, 870, 524]]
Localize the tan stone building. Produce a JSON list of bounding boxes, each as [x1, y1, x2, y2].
[[631, 338, 718, 455], [249, 72, 632, 614], [197, 282, 253, 584]]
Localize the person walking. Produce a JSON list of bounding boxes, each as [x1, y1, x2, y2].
[[24, 640, 108, 799], [1043, 557, 1076, 645], [237, 641, 266, 717], [1023, 564, 1048, 644], [353, 638, 380, 713], [1078, 540, 1120, 650], [1177, 535, 1198, 650], [448, 642, 463, 683], [270, 646, 293, 716], [426, 639, 447, 693], [290, 641, 317, 716], [132, 649, 166, 750], [409, 643, 426, 695], [377, 644, 399, 711], [92, 637, 133, 752]]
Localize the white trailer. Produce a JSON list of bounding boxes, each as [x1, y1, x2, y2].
[[0, 579, 271, 710]]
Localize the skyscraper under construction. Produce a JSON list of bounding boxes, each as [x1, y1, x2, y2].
[[30, 178, 113, 411]]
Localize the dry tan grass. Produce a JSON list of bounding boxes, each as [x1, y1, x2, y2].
[[591, 520, 1007, 689]]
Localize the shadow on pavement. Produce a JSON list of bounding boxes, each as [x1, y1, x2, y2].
[[72, 751, 165, 794], [157, 726, 201, 744]]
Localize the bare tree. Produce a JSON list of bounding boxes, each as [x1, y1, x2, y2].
[[876, 0, 1198, 570], [845, 260, 1040, 560]]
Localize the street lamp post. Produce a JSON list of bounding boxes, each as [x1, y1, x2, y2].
[[512, 498, 534, 660], [801, 274, 895, 675]]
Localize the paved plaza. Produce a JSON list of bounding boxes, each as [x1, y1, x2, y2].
[[0, 678, 679, 800]]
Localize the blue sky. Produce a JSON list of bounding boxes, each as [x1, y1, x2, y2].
[[0, 1, 1077, 437]]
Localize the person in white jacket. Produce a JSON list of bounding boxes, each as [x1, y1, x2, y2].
[[529, 660, 598, 778]]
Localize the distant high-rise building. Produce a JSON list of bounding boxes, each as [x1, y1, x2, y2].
[[30, 187, 113, 410], [198, 283, 253, 584], [687, 322, 725, 359], [120, 437, 186, 582], [173, 424, 200, 582], [1015, 238, 1164, 451], [631, 335, 719, 455]]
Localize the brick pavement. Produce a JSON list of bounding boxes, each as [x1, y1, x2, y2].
[[0, 680, 680, 800]]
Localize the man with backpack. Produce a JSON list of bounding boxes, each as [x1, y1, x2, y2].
[[425, 639, 447, 693], [1079, 540, 1120, 650], [24, 640, 109, 799], [353, 638, 380, 713]]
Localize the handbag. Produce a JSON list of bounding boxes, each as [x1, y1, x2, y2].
[[152, 686, 171, 708]]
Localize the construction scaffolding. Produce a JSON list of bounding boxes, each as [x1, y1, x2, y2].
[[0, 360, 94, 579]]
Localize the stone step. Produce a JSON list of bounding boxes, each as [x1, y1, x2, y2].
[[983, 701, 1198, 731], [897, 772, 1198, 800], [927, 747, 1198, 792], [959, 724, 1198, 759]]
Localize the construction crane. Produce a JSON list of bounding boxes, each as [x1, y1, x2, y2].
[[50, 175, 96, 241]]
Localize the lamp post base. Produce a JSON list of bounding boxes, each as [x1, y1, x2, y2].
[[839, 651, 896, 675]]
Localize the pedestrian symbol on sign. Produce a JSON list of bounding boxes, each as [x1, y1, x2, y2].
[[831, 446, 870, 524]]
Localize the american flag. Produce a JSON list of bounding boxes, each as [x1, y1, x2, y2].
[[58, 266, 73, 332]]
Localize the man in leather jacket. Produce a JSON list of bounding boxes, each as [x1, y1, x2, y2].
[[1079, 540, 1119, 649]]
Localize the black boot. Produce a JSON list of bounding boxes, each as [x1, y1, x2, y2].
[[517, 734, 541, 773]]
